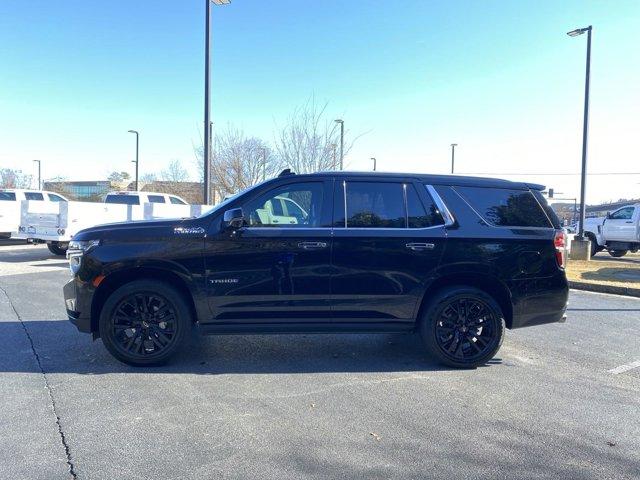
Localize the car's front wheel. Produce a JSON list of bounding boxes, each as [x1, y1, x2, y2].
[[47, 241, 68, 256], [98, 280, 190, 366], [420, 286, 505, 368]]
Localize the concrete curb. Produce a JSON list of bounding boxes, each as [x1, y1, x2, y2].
[[569, 280, 640, 298]]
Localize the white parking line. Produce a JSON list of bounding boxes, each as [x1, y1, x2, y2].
[[609, 360, 640, 375]]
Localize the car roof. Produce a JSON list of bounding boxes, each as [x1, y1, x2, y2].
[[0, 189, 67, 196], [276, 171, 544, 191]]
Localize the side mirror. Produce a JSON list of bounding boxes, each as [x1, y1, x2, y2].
[[223, 208, 245, 229], [605, 212, 611, 219]]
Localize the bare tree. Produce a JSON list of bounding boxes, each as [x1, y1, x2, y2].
[[0, 168, 32, 188], [107, 171, 131, 182], [274, 98, 357, 174], [161, 160, 190, 183], [193, 125, 281, 199]]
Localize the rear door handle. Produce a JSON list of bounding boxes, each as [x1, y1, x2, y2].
[[298, 241, 327, 250], [406, 242, 435, 251]]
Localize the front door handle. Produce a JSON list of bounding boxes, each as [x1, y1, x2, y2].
[[298, 241, 327, 250], [406, 242, 435, 251]]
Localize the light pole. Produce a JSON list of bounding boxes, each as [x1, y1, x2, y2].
[[33, 160, 41, 190], [204, 0, 231, 205], [127, 130, 139, 191], [567, 25, 592, 240], [450, 143, 457, 174], [335, 119, 344, 170], [371, 157, 377, 171]]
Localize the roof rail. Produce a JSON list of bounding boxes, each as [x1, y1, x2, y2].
[[278, 168, 295, 177]]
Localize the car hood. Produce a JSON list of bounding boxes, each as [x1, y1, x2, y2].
[[72, 217, 202, 241]]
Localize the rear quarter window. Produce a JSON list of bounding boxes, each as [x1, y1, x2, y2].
[[105, 195, 140, 205], [147, 195, 166, 203], [456, 186, 552, 228], [0, 192, 16, 201], [24, 192, 44, 201]]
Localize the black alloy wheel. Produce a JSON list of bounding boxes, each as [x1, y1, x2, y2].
[[420, 287, 505, 368], [99, 280, 190, 366]]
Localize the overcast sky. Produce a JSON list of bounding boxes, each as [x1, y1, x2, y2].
[[1, 0, 638, 203]]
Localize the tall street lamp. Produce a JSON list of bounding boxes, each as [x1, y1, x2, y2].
[[127, 130, 139, 191], [450, 143, 458, 174], [371, 157, 377, 171], [33, 160, 41, 190], [567, 25, 592, 241], [334, 119, 344, 170], [204, 0, 231, 205]]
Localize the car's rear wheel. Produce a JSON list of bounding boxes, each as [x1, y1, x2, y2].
[[47, 241, 68, 256], [98, 280, 190, 366], [420, 286, 505, 368], [608, 250, 628, 258]]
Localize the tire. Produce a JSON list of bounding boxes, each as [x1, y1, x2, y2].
[[608, 250, 628, 258], [419, 286, 505, 369], [47, 241, 68, 256], [98, 280, 191, 366], [586, 235, 598, 257]]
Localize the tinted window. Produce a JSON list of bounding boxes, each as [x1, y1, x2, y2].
[[456, 186, 551, 228], [532, 190, 561, 228], [147, 195, 165, 204], [169, 197, 186, 205], [610, 207, 634, 220], [48, 194, 66, 202], [105, 195, 140, 205], [0, 192, 16, 201], [24, 192, 44, 201], [407, 185, 443, 228], [340, 182, 405, 228], [243, 182, 323, 227]]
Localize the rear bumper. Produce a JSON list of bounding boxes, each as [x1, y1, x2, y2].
[[510, 271, 569, 329], [63, 278, 93, 333]]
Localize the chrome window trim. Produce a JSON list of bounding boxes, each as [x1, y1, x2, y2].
[[425, 184, 455, 227]]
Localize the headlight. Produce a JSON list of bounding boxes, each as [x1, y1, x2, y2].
[[67, 239, 101, 256], [67, 240, 101, 274]]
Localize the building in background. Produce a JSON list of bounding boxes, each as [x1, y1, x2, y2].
[[43, 180, 125, 201]]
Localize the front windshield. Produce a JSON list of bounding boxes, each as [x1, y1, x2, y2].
[[197, 183, 259, 218]]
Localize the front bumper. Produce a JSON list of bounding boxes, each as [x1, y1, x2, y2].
[[63, 278, 93, 333]]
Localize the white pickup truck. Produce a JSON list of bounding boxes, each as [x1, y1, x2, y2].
[[583, 203, 640, 257], [15, 191, 214, 255], [0, 189, 69, 238]]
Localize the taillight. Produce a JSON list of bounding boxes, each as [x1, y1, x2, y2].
[[554, 229, 566, 268]]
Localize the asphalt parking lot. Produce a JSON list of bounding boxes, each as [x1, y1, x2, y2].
[[1, 243, 639, 480]]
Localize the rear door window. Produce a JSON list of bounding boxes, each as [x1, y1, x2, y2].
[[0, 192, 16, 201], [24, 192, 44, 201], [105, 195, 140, 205], [147, 195, 166, 203], [456, 186, 552, 228], [337, 182, 405, 228]]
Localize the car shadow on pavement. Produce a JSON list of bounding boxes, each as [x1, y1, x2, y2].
[[0, 319, 503, 374]]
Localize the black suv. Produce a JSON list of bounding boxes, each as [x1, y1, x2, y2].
[[63, 171, 568, 368]]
